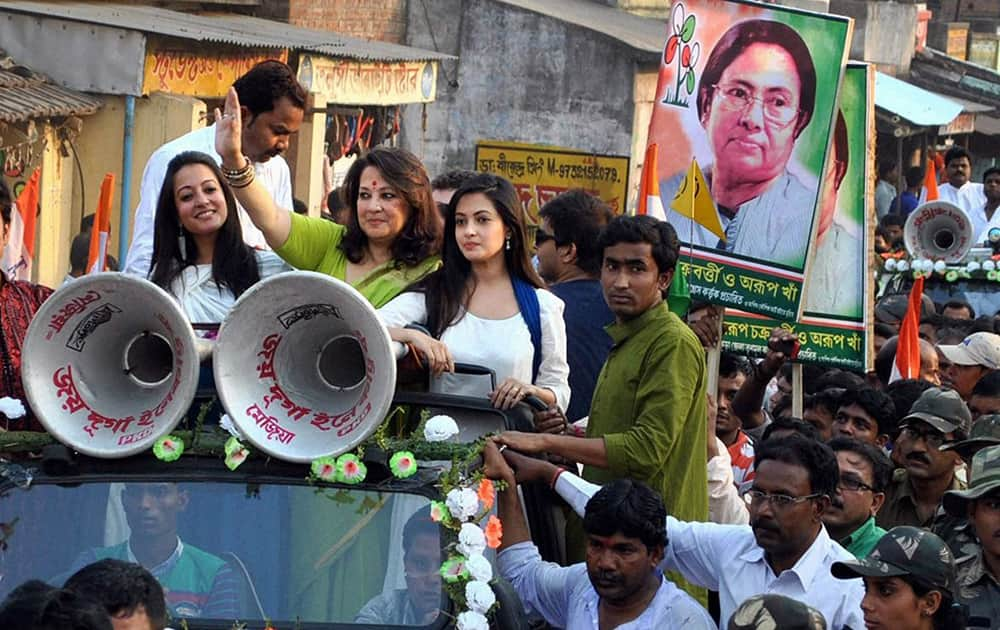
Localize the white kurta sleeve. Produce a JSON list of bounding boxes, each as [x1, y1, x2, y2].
[[535, 290, 571, 410], [123, 149, 171, 277], [708, 439, 750, 526], [377, 292, 428, 329]]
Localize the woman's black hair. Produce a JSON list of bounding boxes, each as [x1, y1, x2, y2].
[[415, 173, 544, 338], [149, 151, 260, 299], [907, 576, 968, 630], [339, 146, 442, 267]]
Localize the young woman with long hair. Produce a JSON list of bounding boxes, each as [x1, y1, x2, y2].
[[213, 88, 441, 307], [148, 151, 289, 324], [379, 173, 569, 410]]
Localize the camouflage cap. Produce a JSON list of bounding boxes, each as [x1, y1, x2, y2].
[[831, 526, 956, 598], [940, 413, 1000, 459], [943, 444, 1000, 517], [727, 594, 826, 630], [902, 387, 972, 436]]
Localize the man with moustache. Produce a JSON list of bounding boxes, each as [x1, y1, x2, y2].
[[937, 147, 988, 239], [500, 436, 865, 629], [824, 438, 892, 559], [877, 388, 969, 530], [483, 443, 715, 629], [662, 20, 819, 267], [942, 445, 1000, 627], [124, 60, 305, 276]]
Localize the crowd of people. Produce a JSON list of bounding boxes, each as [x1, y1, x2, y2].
[[2, 59, 1000, 629]]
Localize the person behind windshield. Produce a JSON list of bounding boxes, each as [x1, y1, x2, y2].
[[831, 526, 968, 630], [213, 88, 442, 308], [147, 151, 291, 325], [71, 483, 238, 620], [354, 508, 441, 625], [378, 173, 570, 410], [0, 579, 112, 630], [65, 558, 168, 630]]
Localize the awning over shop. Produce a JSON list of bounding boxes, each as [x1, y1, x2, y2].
[[875, 72, 963, 128], [495, 0, 668, 58], [0, 51, 100, 123], [0, 1, 451, 102]]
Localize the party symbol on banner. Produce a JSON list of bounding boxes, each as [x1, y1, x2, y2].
[[671, 158, 725, 241], [662, 2, 700, 107]]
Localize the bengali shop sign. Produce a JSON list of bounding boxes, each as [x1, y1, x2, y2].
[[648, 0, 851, 320], [142, 45, 288, 98], [297, 54, 437, 105], [475, 141, 630, 224]]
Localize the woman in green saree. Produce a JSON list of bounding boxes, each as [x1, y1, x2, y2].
[[214, 88, 441, 307]]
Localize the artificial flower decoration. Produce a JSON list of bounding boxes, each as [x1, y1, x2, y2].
[[223, 436, 249, 471], [484, 515, 503, 549], [932, 260, 948, 274], [424, 414, 460, 442], [983, 259, 996, 272], [465, 553, 493, 582], [457, 522, 487, 557], [967, 260, 982, 273], [896, 259, 910, 272], [884, 258, 898, 272], [389, 451, 418, 478], [456, 610, 489, 630], [0, 397, 25, 419], [476, 478, 495, 510], [336, 453, 367, 484], [439, 556, 469, 583], [429, 500, 451, 524], [310, 456, 338, 482], [465, 580, 497, 614], [153, 435, 184, 462], [945, 270, 960, 283], [446, 487, 480, 521]]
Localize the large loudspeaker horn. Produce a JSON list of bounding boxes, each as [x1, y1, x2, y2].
[[903, 200, 975, 263], [22, 273, 201, 457], [213, 272, 396, 463]]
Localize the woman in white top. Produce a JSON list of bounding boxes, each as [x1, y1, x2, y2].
[[379, 173, 570, 410], [147, 151, 289, 325]]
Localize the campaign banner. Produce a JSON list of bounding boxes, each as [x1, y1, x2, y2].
[[474, 141, 630, 224], [649, 0, 852, 320], [723, 63, 874, 371]]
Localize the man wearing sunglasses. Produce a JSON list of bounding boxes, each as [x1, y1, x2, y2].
[[877, 388, 970, 531], [824, 437, 893, 558]]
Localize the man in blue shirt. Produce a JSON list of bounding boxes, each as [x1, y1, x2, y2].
[[484, 441, 715, 629], [890, 166, 923, 217], [534, 189, 615, 422]]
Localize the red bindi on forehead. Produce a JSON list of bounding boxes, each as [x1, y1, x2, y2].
[[371, 180, 378, 188]]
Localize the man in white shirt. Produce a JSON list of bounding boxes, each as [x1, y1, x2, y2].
[[977, 166, 1000, 244], [937, 147, 988, 239], [875, 159, 898, 220], [123, 60, 305, 277], [483, 443, 715, 630], [503, 434, 866, 629]]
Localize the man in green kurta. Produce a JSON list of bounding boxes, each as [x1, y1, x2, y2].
[[498, 215, 709, 602]]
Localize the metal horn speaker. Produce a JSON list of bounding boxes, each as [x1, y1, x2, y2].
[[213, 272, 397, 463], [21, 273, 201, 457], [903, 200, 974, 263]]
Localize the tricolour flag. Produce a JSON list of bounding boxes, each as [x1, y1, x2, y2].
[[0, 168, 41, 280], [889, 275, 925, 383], [636, 143, 667, 220], [88, 173, 115, 274], [919, 158, 939, 204]]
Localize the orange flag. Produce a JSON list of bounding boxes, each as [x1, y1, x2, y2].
[[16, 168, 40, 261], [88, 173, 115, 274], [889, 276, 925, 383], [923, 158, 939, 202], [636, 144, 666, 220]]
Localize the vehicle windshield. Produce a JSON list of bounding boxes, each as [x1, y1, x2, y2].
[[0, 476, 446, 627]]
